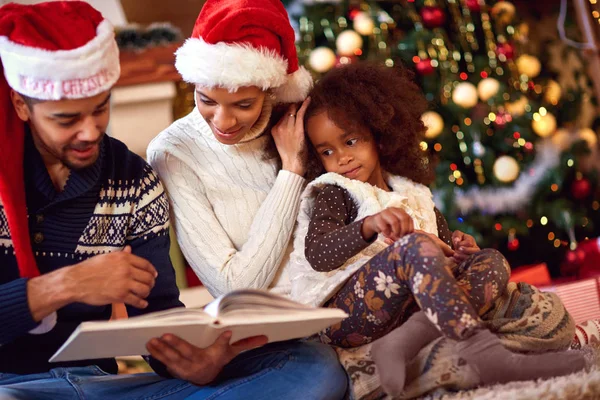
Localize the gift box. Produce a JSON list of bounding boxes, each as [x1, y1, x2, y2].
[[540, 277, 600, 324], [509, 263, 552, 287]]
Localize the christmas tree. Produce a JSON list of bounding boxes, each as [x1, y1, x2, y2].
[[287, 0, 600, 275]]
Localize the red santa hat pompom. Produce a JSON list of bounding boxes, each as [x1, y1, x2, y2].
[[0, 1, 120, 278], [175, 0, 312, 103]]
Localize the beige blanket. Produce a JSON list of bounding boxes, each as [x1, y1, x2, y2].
[[336, 282, 577, 399]]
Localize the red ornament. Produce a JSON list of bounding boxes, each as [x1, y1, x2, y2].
[[571, 177, 592, 200], [420, 6, 446, 29], [508, 238, 520, 251], [466, 0, 481, 12], [415, 58, 435, 75], [349, 8, 361, 21], [494, 111, 511, 129], [561, 238, 600, 279], [496, 42, 515, 61]]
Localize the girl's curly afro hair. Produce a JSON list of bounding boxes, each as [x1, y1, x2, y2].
[[304, 62, 432, 184]]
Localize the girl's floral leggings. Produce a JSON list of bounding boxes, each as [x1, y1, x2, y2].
[[322, 232, 511, 348]]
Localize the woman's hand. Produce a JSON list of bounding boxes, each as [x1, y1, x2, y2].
[[146, 331, 268, 386], [271, 97, 311, 176]]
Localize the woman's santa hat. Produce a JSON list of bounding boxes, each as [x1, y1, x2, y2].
[[175, 0, 312, 103], [0, 1, 120, 278]]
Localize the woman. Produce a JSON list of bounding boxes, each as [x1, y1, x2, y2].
[[147, 0, 347, 398], [148, 0, 311, 297]]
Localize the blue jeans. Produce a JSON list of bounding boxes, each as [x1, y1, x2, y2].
[[0, 341, 347, 400]]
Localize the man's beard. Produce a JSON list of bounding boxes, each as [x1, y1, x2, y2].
[[60, 134, 104, 170]]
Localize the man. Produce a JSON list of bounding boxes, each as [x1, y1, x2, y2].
[[0, 2, 346, 399]]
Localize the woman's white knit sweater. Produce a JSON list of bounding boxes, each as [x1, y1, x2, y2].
[[147, 106, 305, 297]]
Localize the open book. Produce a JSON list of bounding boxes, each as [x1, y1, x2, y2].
[[50, 289, 347, 362]]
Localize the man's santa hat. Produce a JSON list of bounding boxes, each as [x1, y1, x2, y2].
[[175, 0, 312, 103], [0, 1, 120, 278]]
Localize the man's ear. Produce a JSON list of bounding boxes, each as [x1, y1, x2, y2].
[[10, 90, 31, 122]]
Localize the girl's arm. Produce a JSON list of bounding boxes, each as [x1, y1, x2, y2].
[[435, 208, 453, 247], [150, 152, 304, 297], [305, 185, 375, 272]]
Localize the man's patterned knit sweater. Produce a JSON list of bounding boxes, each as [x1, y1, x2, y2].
[[0, 131, 182, 375]]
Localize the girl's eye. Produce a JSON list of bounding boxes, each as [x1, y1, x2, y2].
[[322, 149, 333, 156], [200, 99, 216, 106], [238, 104, 252, 109], [346, 138, 358, 146]]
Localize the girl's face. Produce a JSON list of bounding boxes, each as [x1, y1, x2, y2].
[[306, 111, 385, 188], [196, 85, 266, 145]]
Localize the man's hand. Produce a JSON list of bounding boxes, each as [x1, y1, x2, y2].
[[27, 246, 157, 322], [146, 332, 268, 385], [65, 246, 157, 309], [362, 208, 414, 242], [451, 230, 480, 263]]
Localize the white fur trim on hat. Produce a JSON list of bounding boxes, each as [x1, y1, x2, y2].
[[0, 20, 120, 100], [273, 66, 312, 103], [176, 37, 312, 102]]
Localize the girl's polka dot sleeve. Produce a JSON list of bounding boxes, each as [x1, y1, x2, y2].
[[435, 208, 453, 247], [305, 185, 375, 272]]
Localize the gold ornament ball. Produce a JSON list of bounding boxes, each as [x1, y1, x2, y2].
[[336, 30, 363, 56], [544, 80, 562, 104], [505, 96, 528, 117], [516, 54, 541, 78], [493, 155, 520, 183], [353, 12, 375, 36], [579, 128, 598, 149], [308, 47, 336, 73], [491, 1, 516, 23], [551, 129, 572, 151], [452, 82, 478, 108], [421, 111, 444, 139], [532, 113, 557, 137], [477, 78, 500, 101]]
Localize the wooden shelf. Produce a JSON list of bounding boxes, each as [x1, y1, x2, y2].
[[116, 42, 182, 87]]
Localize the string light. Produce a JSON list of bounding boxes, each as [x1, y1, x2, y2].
[[548, 232, 555, 240], [551, 184, 559, 192], [540, 216, 548, 225], [553, 239, 561, 248], [526, 219, 534, 228]]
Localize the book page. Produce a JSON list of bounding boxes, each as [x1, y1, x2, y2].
[[205, 289, 313, 318]]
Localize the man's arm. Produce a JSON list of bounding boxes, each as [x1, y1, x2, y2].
[[0, 277, 56, 345]]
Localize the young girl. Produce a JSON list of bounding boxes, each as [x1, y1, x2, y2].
[[287, 62, 585, 396]]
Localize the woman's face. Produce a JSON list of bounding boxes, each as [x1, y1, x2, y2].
[[196, 85, 267, 145]]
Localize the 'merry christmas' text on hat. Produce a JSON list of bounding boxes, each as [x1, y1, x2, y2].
[[175, 0, 312, 103], [0, 1, 120, 279]]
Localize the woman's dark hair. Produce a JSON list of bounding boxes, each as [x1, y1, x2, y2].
[[303, 62, 432, 184]]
